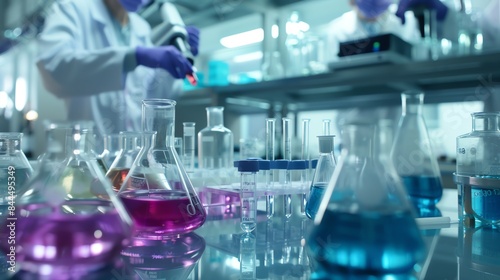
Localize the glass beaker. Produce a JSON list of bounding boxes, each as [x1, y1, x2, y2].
[[305, 135, 336, 220], [307, 123, 425, 277], [391, 91, 443, 209], [120, 232, 206, 280], [456, 112, 500, 225], [106, 131, 142, 192], [0, 133, 33, 218], [197, 106, 234, 170], [119, 99, 206, 238], [1, 123, 132, 275]]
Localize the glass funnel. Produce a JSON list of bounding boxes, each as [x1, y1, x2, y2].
[[120, 232, 205, 280], [106, 131, 142, 192], [0, 133, 33, 218], [307, 123, 425, 278], [118, 99, 206, 238], [391, 91, 443, 209], [0, 123, 132, 276]]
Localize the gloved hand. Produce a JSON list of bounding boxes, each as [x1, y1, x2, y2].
[[355, 0, 393, 20], [119, 0, 150, 12], [186, 26, 200, 56], [136, 46, 193, 79], [396, 0, 448, 24]]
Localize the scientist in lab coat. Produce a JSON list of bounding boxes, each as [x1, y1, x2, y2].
[[36, 0, 199, 141]]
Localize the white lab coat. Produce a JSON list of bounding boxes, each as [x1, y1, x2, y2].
[[325, 6, 421, 62], [36, 0, 183, 139]]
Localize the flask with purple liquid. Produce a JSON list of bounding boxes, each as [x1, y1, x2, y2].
[[0, 123, 132, 276], [118, 99, 206, 239]]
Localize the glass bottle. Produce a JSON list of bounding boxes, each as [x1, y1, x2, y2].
[[391, 91, 443, 209], [307, 123, 425, 278], [120, 232, 206, 280], [456, 112, 500, 224], [106, 131, 142, 192], [198, 106, 234, 170], [305, 135, 336, 220], [1, 123, 132, 275], [0, 133, 33, 218], [119, 99, 206, 238]]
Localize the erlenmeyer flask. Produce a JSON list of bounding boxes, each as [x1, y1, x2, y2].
[[119, 99, 206, 238], [120, 232, 205, 280], [307, 123, 425, 277], [0, 133, 33, 217], [1, 123, 132, 275], [305, 135, 336, 220], [391, 91, 443, 208], [106, 131, 142, 192]]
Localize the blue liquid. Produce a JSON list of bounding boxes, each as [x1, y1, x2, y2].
[[401, 176, 442, 207], [305, 183, 327, 220], [471, 186, 500, 223], [307, 209, 425, 276]]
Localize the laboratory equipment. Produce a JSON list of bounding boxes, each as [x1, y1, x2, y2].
[[285, 11, 306, 77], [261, 51, 284, 81], [120, 232, 205, 280], [307, 123, 425, 277], [287, 160, 307, 218], [198, 106, 234, 171], [100, 133, 121, 169], [1, 123, 132, 275], [282, 118, 292, 218], [239, 160, 259, 233], [240, 233, 257, 280], [119, 99, 206, 238], [322, 119, 331, 135], [265, 118, 276, 219], [0, 133, 33, 217], [391, 91, 443, 208], [106, 131, 142, 192], [301, 119, 311, 215], [305, 135, 336, 220], [182, 122, 196, 172], [455, 112, 500, 226]]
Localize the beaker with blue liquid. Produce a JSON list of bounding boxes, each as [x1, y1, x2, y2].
[[391, 91, 443, 210], [307, 123, 425, 278]]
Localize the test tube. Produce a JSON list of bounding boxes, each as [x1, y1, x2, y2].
[[239, 160, 259, 233], [322, 119, 331, 135], [265, 118, 276, 219], [183, 122, 196, 172], [240, 233, 256, 280], [282, 117, 292, 219], [301, 119, 310, 216]]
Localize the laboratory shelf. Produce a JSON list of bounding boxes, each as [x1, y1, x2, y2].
[[180, 51, 500, 112]]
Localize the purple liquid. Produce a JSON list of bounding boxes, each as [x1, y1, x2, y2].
[[0, 200, 129, 273], [120, 189, 206, 237]]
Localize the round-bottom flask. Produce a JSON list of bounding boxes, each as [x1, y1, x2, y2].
[[307, 123, 425, 278], [119, 99, 206, 238], [1, 123, 132, 276]]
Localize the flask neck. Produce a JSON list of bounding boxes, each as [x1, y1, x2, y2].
[[343, 125, 374, 159], [472, 113, 500, 132], [206, 107, 224, 127], [402, 92, 424, 116], [142, 100, 176, 148]]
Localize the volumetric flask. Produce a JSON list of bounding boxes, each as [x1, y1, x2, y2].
[[0, 133, 33, 218], [307, 123, 425, 277], [391, 91, 443, 208], [106, 131, 142, 192], [1, 123, 132, 275], [456, 112, 500, 225], [305, 135, 336, 220], [119, 99, 206, 238]]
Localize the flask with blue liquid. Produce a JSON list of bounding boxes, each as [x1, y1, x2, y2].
[[305, 135, 336, 220], [307, 123, 425, 278], [391, 90, 443, 209]]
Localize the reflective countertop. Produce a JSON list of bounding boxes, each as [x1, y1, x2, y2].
[[8, 189, 500, 280]]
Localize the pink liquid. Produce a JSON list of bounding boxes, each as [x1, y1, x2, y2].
[[106, 168, 130, 192], [120, 189, 206, 237], [1, 200, 130, 273]]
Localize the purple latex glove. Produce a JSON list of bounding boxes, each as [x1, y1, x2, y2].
[[186, 26, 200, 56], [118, 0, 150, 12], [136, 46, 193, 79], [355, 0, 392, 19], [396, 0, 449, 24]]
